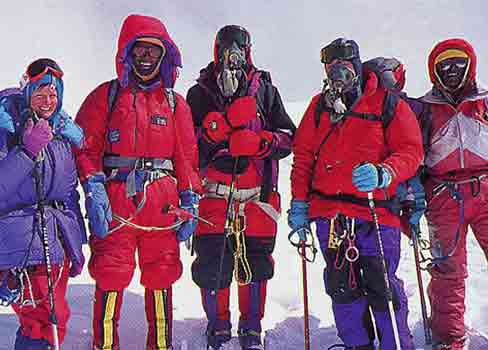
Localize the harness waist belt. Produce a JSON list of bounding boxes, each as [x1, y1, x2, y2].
[[104, 156, 174, 198], [103, 156, 174, 171], [204, 182, 280, 222], [204, 182, 261, 202], [311, 190, 401, 216], [431, 174, 488, 197]]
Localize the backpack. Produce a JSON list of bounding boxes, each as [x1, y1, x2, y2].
[[0, 88, 28, 149], [314, 56, 406, 131], [314, 90, 399, 129]]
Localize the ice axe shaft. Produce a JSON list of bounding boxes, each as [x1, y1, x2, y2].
[[367, 192, 401, 350], [301, 240, 311, 350], [33, 151, 60, 350], [411, 225, 433, 347]]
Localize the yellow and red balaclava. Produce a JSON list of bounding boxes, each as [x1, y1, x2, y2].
[[428, 38, 477, 94]]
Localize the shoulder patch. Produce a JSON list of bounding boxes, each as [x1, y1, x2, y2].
[[108, 129, 120, 143]]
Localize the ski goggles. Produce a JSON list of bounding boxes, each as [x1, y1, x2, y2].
[[437, 58, 469, 72], [132, 44, 165, 59], [25, 58, 64, 83], [216, 25, 251, 48], [320, 42, 356, 64], [132, 38, 166, 59]]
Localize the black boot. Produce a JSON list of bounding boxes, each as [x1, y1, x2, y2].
[[206, 319, 232, 350], [238, 329, 263, 350]]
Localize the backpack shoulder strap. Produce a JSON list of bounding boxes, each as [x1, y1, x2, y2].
[[313, 93, 395, 128], [314, 94, 325, 128], [107, 79, 177, 114], [165, 88, 177, 114], [107, 79, 120, 113], [381, 92, 400, 129]]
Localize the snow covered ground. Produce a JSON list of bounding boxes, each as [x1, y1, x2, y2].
[[1, 1, 488, 349]]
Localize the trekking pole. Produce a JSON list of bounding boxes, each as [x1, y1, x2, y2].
[[411, 224, 433, 348], [367, 192, 400, 350], [215, 157, 239, 291], [300, 240, 311, 350], [33, 151, 60, 350]]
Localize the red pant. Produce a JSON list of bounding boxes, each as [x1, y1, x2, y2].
[[89, 177, 182, 291], [425, 179, 488, 345], [12, 260, 70, 346], [88, 228, 182, 291]]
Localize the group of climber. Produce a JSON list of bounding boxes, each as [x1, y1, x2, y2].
[[0, 12, 485, 350]]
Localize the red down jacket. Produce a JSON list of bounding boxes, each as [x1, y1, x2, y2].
[[291, 72, 423, 227], [74, 14, 201, 193], [421, 38, 488, 182]]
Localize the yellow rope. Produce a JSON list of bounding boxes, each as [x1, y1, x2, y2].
[[231, 213, 253, 286]]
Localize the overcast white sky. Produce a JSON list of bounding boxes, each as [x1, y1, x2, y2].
[[1, 0, 487, 114]]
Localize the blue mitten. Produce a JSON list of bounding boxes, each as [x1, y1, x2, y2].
[[82, 174, 112, 239], [352, 163, 392, 192], [397, 175, 426, 228], [0, 272, 20, 307], [176, 190, 199, 242], [0, 105, 15, 133], [55, 111, 84, 147], [287, 200, 310, 242]]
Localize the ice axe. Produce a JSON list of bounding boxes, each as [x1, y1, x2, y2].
[[301, 239, 311, 350], [288, 227, 317, 350], [411, 224, 433, 349], [33, 157, 60, 350], [367, 192, 401, 350]]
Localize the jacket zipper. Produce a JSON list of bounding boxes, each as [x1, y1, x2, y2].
[[132, 89, 137, 153]]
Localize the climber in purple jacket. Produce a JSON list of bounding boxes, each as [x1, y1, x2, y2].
[[0, 58, 86, 349]]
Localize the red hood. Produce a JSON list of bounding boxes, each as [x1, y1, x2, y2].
[[116, 14, 182, 88], [428, 38, 477, 89]]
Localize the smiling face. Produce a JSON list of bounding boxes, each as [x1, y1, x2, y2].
[[131, 41, 165, 80], [436, 57, 470, 91], [30, 84, 58, 119]]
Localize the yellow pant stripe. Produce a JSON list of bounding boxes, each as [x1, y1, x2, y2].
[[154, 290, 167, 348], [102, 291, 117, 349]]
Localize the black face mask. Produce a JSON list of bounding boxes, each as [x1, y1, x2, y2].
[[216, 42, 247, 97], [326, 63, 358, 94], [218, 42, 247, 70], [436, 57, 469, 91], [324, 61, 361, 115]]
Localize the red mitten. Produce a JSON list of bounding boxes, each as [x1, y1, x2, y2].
[[229, 129, 262, 157], [202, 111, 232, 143], [227, 96, 257, 128]]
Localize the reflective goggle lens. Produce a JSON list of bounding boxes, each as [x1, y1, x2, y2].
[[320, 44, 355, 64], [132, 45, 165, 58], [216, 25, 250, 48]]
